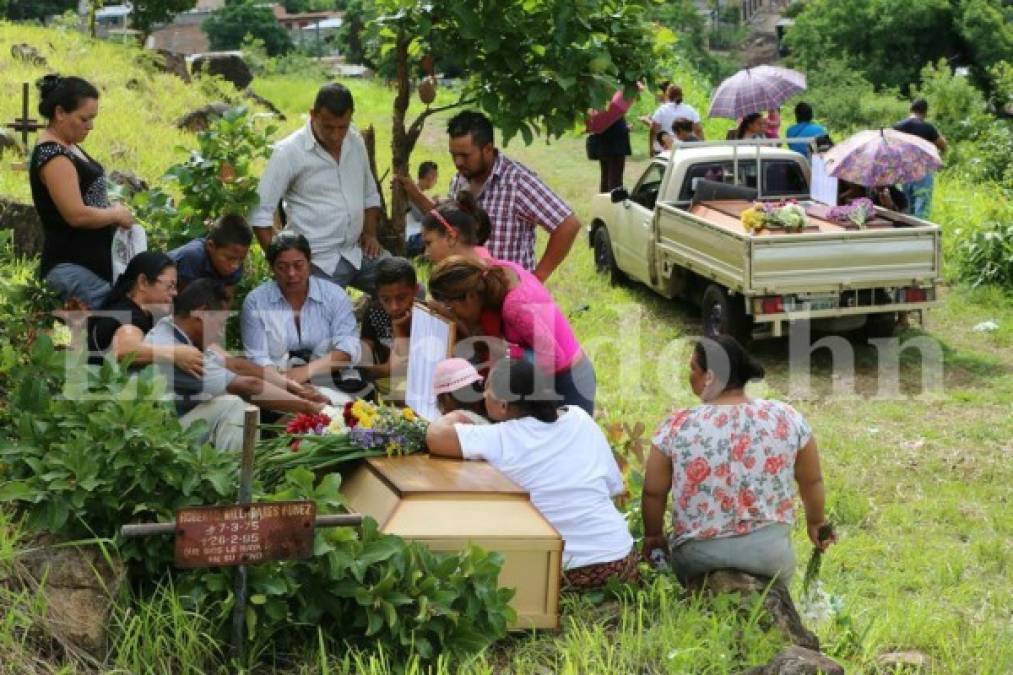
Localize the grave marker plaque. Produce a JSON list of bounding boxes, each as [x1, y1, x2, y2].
[[174, 500, 316, 568]]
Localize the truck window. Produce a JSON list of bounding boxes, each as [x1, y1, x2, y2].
[[678, 161, 735, 201], [763, 160, 808, 195], [631, 162, 666, 210]]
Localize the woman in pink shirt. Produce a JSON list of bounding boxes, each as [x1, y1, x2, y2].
[[428, 255, 595, 414]]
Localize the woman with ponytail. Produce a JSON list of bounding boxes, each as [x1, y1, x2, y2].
[[87, 251, 203, 376], [29, 74, 134, 309], [419, 190, 492, 265], [641, 335, 834, 583], [427, 358, 636, 590], [428, 252, 596, 414]]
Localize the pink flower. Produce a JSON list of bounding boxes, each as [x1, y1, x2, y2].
[[685, 457, 712, 485], [743, 456, 756, 470], [731, 436, 750, 462], [715, 463, 731, 478], [738, 488, 756, 508], [764, 456, 786, 475]]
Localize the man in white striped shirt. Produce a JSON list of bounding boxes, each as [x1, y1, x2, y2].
[[250, 83, 387, 293]]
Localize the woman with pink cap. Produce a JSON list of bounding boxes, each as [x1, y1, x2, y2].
[[432, 357, 489, 424]]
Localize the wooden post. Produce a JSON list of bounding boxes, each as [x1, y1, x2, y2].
[[230, 406, 259, 666]]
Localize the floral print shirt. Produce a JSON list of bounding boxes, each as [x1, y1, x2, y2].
[[652, 399, 813, 546]]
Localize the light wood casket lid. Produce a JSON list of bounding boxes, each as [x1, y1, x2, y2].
[[365, 455, 528, 497]]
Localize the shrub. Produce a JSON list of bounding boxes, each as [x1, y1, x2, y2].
[[955, 218, 1013, 290], [0, 341, 238, 575], [133, 106, 277, 250]]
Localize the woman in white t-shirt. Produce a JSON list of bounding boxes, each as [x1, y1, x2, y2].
[[427, 358, 637, 590]]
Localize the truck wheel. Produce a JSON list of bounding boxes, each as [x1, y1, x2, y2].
[[593, 226, 624, 285], [860, 312, 897, 340], [701, 284, 752, 344]]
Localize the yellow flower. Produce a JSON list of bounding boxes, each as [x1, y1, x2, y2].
[[401, 407, 417, 422], [358, 414, 376, 429]]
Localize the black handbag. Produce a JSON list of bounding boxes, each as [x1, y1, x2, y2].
[[586, 134, 602, 161]]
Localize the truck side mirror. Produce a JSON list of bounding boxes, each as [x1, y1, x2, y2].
[[610, 187, 629, 203]]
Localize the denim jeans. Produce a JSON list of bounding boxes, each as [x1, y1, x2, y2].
[[44, 263, 111, 309], [902, 173, 934, 220]]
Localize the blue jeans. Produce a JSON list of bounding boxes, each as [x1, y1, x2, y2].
[[44, 263, 111, 309], [902, 173, 934, 220]]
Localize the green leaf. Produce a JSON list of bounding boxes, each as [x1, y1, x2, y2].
[[0, 480, 35, 501]]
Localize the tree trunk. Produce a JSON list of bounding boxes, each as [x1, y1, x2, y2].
[[387, 32, 414, 256], [360, 125, 393, 251]]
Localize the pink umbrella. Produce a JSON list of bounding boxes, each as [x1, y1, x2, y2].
[[822, 129, 943, 186], [708, 65, 806, 120]]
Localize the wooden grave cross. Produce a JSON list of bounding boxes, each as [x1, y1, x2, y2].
[[5, 82, 45, 147], [119, 407, 362, 666]]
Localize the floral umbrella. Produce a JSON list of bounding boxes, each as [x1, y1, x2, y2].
[[822, 128, 942, 186], [708, 65, 807, 119]]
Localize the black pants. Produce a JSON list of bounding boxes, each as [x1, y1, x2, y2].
[[599, 155, 626, 193]]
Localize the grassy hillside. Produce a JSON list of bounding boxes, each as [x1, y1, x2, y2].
[[0, 24, 1010, 673]]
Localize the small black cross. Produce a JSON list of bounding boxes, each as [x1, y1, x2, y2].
[[5, 82, 44, 146]]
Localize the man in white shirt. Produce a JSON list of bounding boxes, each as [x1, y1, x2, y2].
[[649, 85, 704, 155], [250, 83, 387, 293]]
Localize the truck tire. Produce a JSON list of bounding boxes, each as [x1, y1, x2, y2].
[[593, 226, 624, 285], [701, 284, 752, 344], [859, 312, 897, 340]]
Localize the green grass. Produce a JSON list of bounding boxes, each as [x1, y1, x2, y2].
[[1, 23, 1011, 674]]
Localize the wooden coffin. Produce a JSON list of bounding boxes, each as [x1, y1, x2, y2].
[[341, 455, 562, 630]]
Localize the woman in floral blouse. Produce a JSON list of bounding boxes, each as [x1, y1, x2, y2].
[[641, 335, 834, 582]]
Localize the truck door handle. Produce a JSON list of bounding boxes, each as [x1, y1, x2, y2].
[[622, 200, 632, 209]]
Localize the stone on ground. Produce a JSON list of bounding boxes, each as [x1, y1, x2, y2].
[[740, 646, 845, 675]]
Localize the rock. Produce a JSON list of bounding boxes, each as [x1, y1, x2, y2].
[[191, 52, 253, 90], [0, 197, 44, 257], [0, 129, 21, 157], [156, 49, 191, 83], [687, 569, 820, 651], [19, 537, 126, 657], [10, 43, 47, 66], [740, 646, 845, 675], [107, 170, 149, 197], [176, 102, 232, 132], [242, 87, 286, 120], [875, 650, 931, 672]]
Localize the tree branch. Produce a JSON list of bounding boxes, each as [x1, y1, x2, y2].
[[406, 96, 478, 145]]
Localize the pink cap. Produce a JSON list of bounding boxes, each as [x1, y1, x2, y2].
[[433, 358, 483, 395]]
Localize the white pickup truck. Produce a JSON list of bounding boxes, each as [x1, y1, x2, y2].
[[588, 141, 942, 342]]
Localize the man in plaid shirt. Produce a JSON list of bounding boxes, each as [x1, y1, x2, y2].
[[399, 111, 581, 281]]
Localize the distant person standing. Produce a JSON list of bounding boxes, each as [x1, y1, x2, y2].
[[586, 88, 637, 193], [672, 118, 700, 143], [893, 99, 947, 219], [250, 83, 386, 293], [649, 85, 704, 155], [394, 161, 439, 257], [785, 102, 828, 159]]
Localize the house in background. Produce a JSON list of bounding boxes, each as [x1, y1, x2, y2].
[[146, 0, 226, 55]]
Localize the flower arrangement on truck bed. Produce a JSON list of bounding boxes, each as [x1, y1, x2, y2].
[[740, 200, 810, 233], [257, 401, 428, 482]]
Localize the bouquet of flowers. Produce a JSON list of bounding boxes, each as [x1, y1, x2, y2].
[[257, 401, 428, 483], [740, 200, 809, 233], [827, 197, 875, 229]]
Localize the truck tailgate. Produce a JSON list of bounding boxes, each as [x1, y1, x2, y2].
[[749, 229, 941, 294]]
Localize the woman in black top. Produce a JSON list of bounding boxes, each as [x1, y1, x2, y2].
[[29, 74, 134, 309], [87, 251, 203, 376]]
